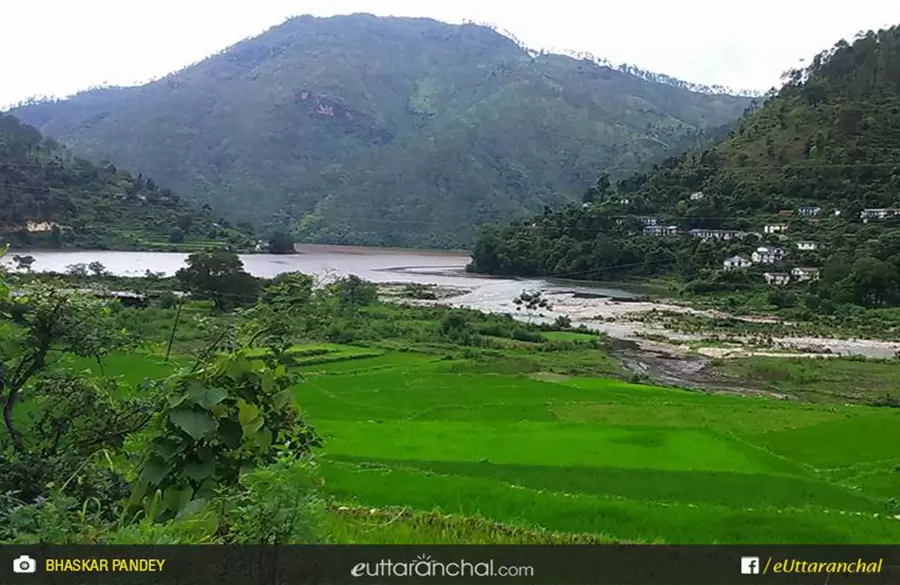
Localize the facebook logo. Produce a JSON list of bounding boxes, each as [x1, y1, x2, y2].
[[741, 557, 760, 575]]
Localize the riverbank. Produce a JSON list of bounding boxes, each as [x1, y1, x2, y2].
[[6, 245, 899, 387]]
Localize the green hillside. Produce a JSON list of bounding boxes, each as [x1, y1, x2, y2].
[[9, 13, 751, 248], [470, 26, 900, 309], [0, 113, 252, 251]]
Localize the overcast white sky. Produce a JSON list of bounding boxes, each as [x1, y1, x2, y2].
[[1, 0, 898, 107]]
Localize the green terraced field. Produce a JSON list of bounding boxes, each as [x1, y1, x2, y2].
[[294, 349, 900, 544], [70, 346, 900, 544]]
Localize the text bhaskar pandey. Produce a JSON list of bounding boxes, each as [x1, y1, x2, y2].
[[45, 558, 166, 572]]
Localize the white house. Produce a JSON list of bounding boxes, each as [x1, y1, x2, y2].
[[797, 206, 821, 216], [752, 246, 786, 264], [796, 241, 818, 251], [688, 228, 748, 241], [689, 191, 705, 201], [723, 255, 752, 271], [859, 208, 899, 222], [763, 224, 788, 234], [791, 267, 821, 282], [640, 217, 659, 226], [643, 225, 679, 237], [764, 272, 791, 286]]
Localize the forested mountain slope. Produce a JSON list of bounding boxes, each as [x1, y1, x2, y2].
[[470, 26, 900, 308], [9, 14, 751, 248], [0, 113, 249, 250]]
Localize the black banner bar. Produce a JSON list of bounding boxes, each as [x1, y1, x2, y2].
[[1, 545, 899, 585]]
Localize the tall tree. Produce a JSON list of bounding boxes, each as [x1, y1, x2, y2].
[[175, 251, 260, 310]]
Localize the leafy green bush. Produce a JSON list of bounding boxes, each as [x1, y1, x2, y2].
[[223, 452, 326, 544], [129, 350, 320, 522]]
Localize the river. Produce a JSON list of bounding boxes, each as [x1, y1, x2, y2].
[[5, 244, 640, 302], [6, 245, 900, 360]]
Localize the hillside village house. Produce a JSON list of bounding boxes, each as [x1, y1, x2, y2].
[[689, 191, 705, 201], [643, 225, 679, 237], [764, 272, 791, 286], [796, 241, 818, 251], [688, 228, 748, 241], [763, 224, 788, 234], [752, 246, 786, 264], [791, 267, 821, 282], [797, 206, 821, 216], [641, 217, 658, 226], [859, 208, 900, 222], [723, 255, 751, 271]]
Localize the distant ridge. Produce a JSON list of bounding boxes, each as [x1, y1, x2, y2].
[[10, 13, 753, 248]]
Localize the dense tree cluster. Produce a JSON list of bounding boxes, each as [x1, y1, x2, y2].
[[0, 114, 251, 250], [470, 25, 900, 309]]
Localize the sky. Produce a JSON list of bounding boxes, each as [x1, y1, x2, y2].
[[1, 0, 898, 107]]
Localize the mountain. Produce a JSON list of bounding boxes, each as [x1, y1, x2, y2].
[[468, 26, 900, 308], [8, 14, 752, 248], [0, 113, 252, 251]]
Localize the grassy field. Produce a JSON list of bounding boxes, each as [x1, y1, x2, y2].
[[712, 356, 900, 404], [61, 314, 900, 544]]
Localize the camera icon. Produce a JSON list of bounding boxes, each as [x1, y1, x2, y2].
[[13, 555, 37, 574]]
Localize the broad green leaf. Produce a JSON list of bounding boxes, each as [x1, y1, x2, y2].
[[140, 455, 171, 486], [272, 389, 294, 409], [176, 498, 210, 521], [151, 437, 183, 460], [254, 428, 273, 450], [167, 392, 189, 409], [226, 357, 251, 380], [261, 372, 275, 394], [197, 445, 214, 462], [217, 418, 243, 449], [188, 383, 229, 410], [237, 401, 260, 425], [242, 414, 265, 437], [169, 408, 218, 441], [183, 457, 216, 481], [162, 485, 194, 513]]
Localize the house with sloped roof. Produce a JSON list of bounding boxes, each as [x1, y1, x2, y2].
[[723, 255, 751, 271], [764, 272, 791, 286], [752, 246, 786, 264], [791, 267, 821, 282]]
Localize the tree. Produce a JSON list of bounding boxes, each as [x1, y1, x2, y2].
[[175, 251, 260, 310], [12, 255, 35, 272], [65, 263, 89, 277], [267, 231, 296, 255], [247, 272, 318, 349], [0, 286, 128, 452], [328, 275, 378, 311], [88, 261, 109, 277], [513, 290, 552, 322]]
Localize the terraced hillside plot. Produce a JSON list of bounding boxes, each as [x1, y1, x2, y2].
[[297, 350, 900, 544]]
